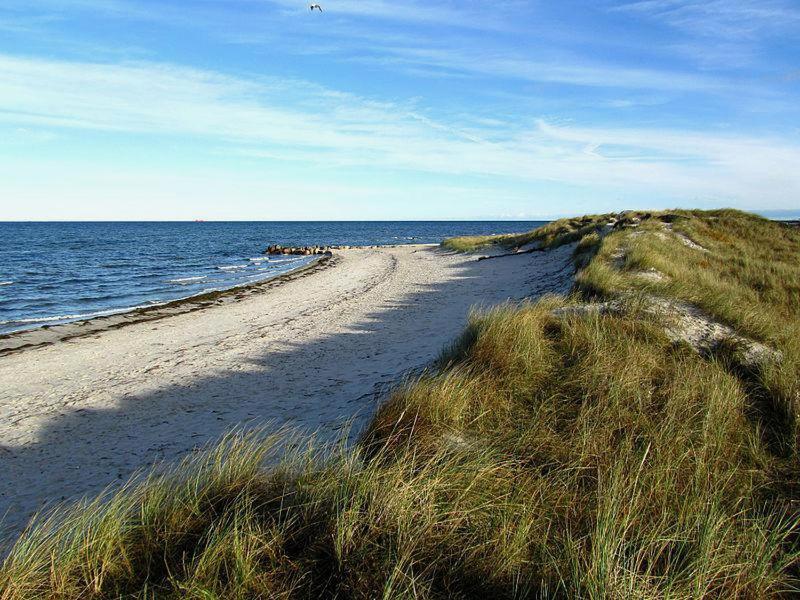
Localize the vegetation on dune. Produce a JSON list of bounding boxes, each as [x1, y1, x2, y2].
[[441, 213, 621, 253], [3, 210, 800, 598], [576, 210, 800, 456]]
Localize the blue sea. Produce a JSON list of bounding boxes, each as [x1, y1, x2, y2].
[[0, 221, 545, 335]]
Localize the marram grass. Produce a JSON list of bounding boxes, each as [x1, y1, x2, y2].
[[2, 209, 799, 599]]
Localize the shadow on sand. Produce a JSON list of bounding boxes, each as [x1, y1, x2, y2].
[[0, 247, 574, 545]]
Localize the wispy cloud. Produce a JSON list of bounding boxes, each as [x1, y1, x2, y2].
[[2, 53, 799, 210], [784, 69, 800, 82], [0, 12, 62, 34], [613, 0, 800, 38], [356, 44, 734, 92], [1, 0, 798, 219], [4, 0, 782, 97], [6, 0, 518, 33], [259, 0, 518, 30]]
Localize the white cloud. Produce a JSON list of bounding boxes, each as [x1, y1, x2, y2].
[[613, 0, 800, 38], [6, 0, 517, 33], [1, 53, 799, 212], [358, 44, 731, 92], [258, 0, 516, 30]]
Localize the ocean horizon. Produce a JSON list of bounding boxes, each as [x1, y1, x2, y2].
[[0, 220, 546, 335]]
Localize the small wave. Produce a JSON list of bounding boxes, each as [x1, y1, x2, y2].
[[0, 314, 85, 326], [217, 264, 247, 272], [2, 256, 316, 332], [0, 306, 146, 327], [248, 257, 268, 263], [168, 276, 208, 285]]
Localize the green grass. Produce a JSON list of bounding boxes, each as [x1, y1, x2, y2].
[[441, 213, 627, 253], [576, 209, 800, 456], [3, 209, 799, 599]]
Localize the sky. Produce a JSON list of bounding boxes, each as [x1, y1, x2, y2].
[[0, 0, 799, 220]]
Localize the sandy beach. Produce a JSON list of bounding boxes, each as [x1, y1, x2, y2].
[[0, 244, 574, 541]]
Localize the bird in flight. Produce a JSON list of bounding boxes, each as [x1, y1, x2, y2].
[[310, 3, 323, 10]]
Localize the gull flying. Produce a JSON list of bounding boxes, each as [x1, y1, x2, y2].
[[310, 3, 323, 11]]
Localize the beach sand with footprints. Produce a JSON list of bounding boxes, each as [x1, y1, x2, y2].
[[0, 244, 574, 541]]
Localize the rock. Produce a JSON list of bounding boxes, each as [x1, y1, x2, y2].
[[674, 233, 708, 252], [264, 243, 335, 256], [633, 268, 667, 283]]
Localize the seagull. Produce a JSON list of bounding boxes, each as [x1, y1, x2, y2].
[[310, 3, 323, 10]]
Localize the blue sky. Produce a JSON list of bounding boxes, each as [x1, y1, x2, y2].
[[1, 0, 799, 220]]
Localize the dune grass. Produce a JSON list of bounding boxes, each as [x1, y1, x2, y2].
[[577, 209, 800, 456], [2, 209, 799, 598], [441, 213, 623, 253]]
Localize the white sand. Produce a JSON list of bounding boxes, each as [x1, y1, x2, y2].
[[0, 244, 574, 541]]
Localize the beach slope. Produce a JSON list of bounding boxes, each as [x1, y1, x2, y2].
[[0, 244, 573, 539]]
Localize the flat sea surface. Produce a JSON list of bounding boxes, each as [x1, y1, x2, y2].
[[0, 221, 545, 335]]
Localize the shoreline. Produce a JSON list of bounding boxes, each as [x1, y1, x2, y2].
[[0, 252, 338, 356], [0, 243, 575, 541], [0, 244, 450, 356]]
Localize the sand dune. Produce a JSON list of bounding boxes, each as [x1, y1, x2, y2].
[[0, 244, 574, 542]]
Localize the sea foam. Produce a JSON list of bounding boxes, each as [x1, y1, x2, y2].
[[0, 305, 147, 326], [168, 276, 208, 285]]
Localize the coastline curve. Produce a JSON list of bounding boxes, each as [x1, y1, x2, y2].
[[0, 254, 336, 357]]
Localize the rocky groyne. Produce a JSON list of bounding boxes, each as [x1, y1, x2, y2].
[[264, 245, 337, 256], [264, 243, 412, 256]]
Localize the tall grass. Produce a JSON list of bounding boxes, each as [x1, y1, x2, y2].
[[366, 299, 798, 597], [2, 210, 799, 598], [577, 209, 800, 455], [441, 214, 615, 253]]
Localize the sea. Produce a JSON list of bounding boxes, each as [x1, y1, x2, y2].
[[0, 221, 545, 335]]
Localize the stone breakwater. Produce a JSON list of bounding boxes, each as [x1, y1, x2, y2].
[[264, 245, 337, 256], [264, 243, 422, 256]]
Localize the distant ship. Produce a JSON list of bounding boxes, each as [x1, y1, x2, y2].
[[194, 219, 206, 223]]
